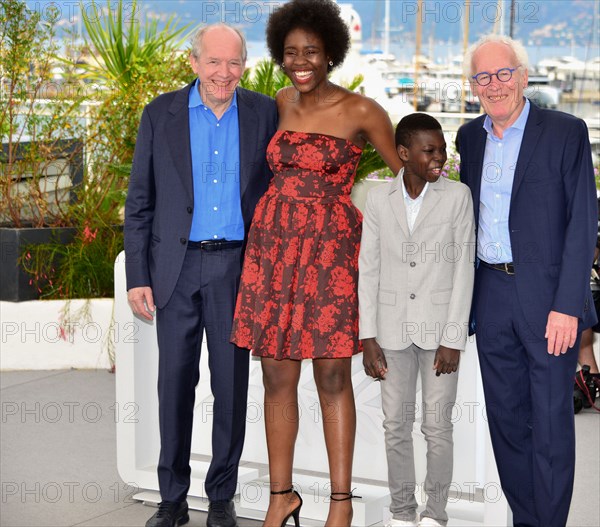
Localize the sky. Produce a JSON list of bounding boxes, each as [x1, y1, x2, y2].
[[25, 0, 600, 63]]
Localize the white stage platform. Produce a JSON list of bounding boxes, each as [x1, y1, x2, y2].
[[114, 253, 510, 526]]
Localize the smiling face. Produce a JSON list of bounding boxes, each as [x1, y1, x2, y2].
[[471, 41, 528, 133], [282, 27, 329, 93], [189, 26, 245, 113], [398, 129, 447, 184]]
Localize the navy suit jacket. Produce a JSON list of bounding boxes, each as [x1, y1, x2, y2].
[[457, 101, 598, 338], [124, 83, 278, 308]]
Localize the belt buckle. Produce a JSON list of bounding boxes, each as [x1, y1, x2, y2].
[[200, 240, 218, 251], [504, 263, 514, 275]]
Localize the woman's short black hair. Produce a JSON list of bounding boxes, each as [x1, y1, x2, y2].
[[395, 113, 443, 148], [266, 0, 351, 70]]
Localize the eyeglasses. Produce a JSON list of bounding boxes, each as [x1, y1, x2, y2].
[[472, 67, 519, 86]]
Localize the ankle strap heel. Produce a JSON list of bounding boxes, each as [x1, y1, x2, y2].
[[270, 487, 294, 495], [270, 487, 303, 527], [330, 489, 362, 501]]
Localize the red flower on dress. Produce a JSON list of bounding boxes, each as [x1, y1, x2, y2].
[[299, 237, 315, 267], [258, 300, 277, 328], [317, 304, 341, 334], [328, 330, 355, 356], [331, 203, 352, 234], [283, 236, 300, 266], [242, 261, 259, 285], [292, 205, 309, 230], [318, 239, 340, 269], [277, 303, 292, 331], [291, 304, 306, 332], [263, 326, 280, 356], [235, 325, 252, 348], [264, 237, 281, 264], [329, 266, 355, 297], [281, 176, 304, 197], [295, 143, 325, 168], [272, 261, 284, 292], [298, 330, 314, 356], [303, 265, 319, 297]]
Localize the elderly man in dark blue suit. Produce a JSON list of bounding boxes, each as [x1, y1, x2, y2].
[[124, 24, 277, 527], [457, 35, 597, 527]]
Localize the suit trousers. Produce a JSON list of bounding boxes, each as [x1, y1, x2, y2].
[[381, 344, 458, 525], [155, 245, 249, 503], [474, 264, 579, 527]]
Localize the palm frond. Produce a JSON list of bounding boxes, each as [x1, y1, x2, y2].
[[77, 0, 192, 91], [239, 59, 290, 98]]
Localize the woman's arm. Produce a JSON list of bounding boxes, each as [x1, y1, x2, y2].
[[353, 96, 402, 175]]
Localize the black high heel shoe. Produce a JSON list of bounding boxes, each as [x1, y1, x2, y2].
[[327, 491, 361, 527], [270, 487, 302, 527]]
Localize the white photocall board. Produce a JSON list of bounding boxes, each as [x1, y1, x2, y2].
[[114, 252, 510, 526]]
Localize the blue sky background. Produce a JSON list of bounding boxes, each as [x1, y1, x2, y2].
[[25, 0, 600, 62]]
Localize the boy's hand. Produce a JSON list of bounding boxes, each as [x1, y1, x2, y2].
[[362, 338, 388, 380], [433, 345, 460, 376]]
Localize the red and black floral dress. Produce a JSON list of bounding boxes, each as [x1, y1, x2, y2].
[[231, 130, 363, 360]]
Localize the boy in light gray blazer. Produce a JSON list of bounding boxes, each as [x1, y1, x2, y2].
[[358, 114, 475, 527]]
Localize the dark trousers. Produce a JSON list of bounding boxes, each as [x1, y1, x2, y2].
[[474, 264, 579, 527], [155, 245, 249, 503]]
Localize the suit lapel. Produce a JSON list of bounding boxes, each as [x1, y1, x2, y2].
[[236, 88, 258, 200], [388, 175, 410, 238], [511, 102, 543, 201], [469, 123, 487, 227], [166, 83, 193, 200], [411, 180, 442, 234]]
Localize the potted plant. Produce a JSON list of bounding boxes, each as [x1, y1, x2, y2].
[[0, 0, 89, 301], [1, 0, 191, 302]]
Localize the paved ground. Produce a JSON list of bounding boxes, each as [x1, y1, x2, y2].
[[1, 370, 598, 527]]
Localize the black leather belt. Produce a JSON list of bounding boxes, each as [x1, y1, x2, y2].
[[188, 239, 243, 251], [481, 261, 515, 275]]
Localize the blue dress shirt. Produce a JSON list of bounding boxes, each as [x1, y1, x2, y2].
[[188, 79, 244, 242], [477, 98, 530, 263]]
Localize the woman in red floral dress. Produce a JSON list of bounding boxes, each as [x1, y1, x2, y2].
[[231, 1, 402, 525]]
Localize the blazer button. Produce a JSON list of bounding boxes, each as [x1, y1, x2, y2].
[[180, 238, 187, 245], [410, 293, 416, 299], [187, 206, 192, 213], [410, 261, 416, 267]]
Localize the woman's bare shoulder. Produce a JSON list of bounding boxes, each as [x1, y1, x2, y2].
[[275, 86, 297, 108]]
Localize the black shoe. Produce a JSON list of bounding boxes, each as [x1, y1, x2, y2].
[[270, 487, 303, 527], [207, 500, 237, 527], [146, 501, 189, 527]]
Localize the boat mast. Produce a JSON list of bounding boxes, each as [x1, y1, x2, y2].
[[383, 0, 390, 56], [509, 0, 516, 38], [413, 0, 422, 111], [460, 0, 470, 115], [493, 0, 503, 35]]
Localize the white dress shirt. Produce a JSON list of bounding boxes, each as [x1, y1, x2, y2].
[[400, 168, 429, 234]]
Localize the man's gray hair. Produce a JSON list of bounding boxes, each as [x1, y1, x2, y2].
[[190, 24, 248, 63], [463, 34, 529, 78]]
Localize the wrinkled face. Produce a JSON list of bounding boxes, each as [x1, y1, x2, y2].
[[471, 41, 528, 128], [399, 130, 447, 183], [282, 27, 329, 93], [190, 26, 245, 111]]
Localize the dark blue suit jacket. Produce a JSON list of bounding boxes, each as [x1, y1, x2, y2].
[[124, 83, 278, 308], [457, 101, 598, 338]]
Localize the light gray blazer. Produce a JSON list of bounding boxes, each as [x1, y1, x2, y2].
[[358, 172, 476, 351]]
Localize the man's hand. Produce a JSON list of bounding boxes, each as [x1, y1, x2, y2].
[[545, 310, 578, 356], [362, 338, 388, 380], [433, 345, 460, 376], [127, 286, 156, 321]]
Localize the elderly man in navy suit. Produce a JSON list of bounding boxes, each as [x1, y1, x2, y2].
[[124, 24, 277, 527], [457, 35, 597, 527]]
